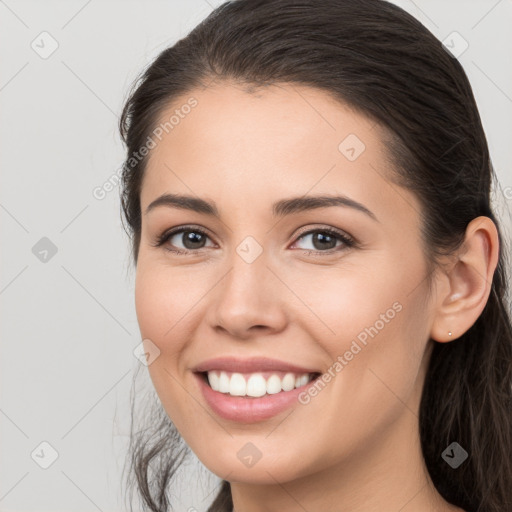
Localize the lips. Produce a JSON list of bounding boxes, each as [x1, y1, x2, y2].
[[192, 356, 321, 375], [192, 356, 323, 422], [194, 370, 321, 423]]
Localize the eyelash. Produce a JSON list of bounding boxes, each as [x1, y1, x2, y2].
[[152, 224, 356, 256]]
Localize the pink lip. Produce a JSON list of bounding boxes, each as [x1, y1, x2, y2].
[[193, 372, 319, 423], [192, 356, 320, 374]]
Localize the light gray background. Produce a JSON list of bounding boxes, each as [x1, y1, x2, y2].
[[1, 1, 511, 511]]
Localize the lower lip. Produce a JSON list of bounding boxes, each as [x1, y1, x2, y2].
[[194, 372, 319, 423]]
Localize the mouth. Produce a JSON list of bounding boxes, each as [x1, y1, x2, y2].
[[196, 370, 322, 398], [194, 369, 323, 423], [192, 356, 324, 422]]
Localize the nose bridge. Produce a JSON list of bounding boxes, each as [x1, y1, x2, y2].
[[222, 237, 272, 306], [208, 236, 287, 337]]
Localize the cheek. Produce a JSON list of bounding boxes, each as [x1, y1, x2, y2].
[[294, 257, 431, 399], [134, 268, 170, 352], [134, 264, 205, 426], [286, 261, 403, 343], [134, 262, 205, 349]]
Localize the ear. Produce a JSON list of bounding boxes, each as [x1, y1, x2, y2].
[[430, 216, 500, 342]]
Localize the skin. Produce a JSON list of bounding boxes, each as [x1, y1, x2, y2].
[[134, 81, 499, 512]]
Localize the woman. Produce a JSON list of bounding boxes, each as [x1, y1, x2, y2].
[[118, 0, 512, 510]]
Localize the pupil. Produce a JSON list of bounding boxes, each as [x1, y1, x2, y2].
[[184, 231, 205, 249], [313, 232, 335, 250]]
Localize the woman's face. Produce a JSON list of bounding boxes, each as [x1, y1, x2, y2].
[[135, 82, 437, 484]]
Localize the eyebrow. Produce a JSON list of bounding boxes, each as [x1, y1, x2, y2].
[[144, 193, 378, 221]]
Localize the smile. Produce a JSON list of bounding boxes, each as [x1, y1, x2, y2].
[[204, 370, 318, 397], [192, 357, 323, 422]]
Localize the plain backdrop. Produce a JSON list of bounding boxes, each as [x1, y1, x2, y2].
[[1, 1, 511, 511]]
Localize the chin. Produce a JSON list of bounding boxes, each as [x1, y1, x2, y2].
[[194, 441, 312, 485]]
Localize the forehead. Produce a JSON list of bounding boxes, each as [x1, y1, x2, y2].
[[139, 81, 417, 224], [150, 81, 378, 158]]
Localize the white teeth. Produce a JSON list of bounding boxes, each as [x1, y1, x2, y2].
[[246, 374, 267, 397], [218, 371, 230, 393], [207, 370, 219, 391], [266, 374, 282, 395], [230, 373, 246, 396], [281, 373, 295, 391], [206, 370, 315, 396], [298, 374, 310, 387]]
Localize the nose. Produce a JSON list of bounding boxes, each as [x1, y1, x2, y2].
[[205, 248, 288, 340]]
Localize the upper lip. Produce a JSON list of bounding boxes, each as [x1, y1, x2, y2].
[[192, 356, 321, 374]]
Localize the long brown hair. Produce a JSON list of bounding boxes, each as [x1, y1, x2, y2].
[[118, 1, 512, 510]]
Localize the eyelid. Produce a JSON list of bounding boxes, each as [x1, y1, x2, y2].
[[292, 224, 354, 243]]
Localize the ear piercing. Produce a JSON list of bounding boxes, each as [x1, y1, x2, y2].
[[448, 331, 452, 336]]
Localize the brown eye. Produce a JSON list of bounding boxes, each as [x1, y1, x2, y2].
[[173, 230, 208, 250], [292, 227, 354, 253], [154, 226, 214, 254]]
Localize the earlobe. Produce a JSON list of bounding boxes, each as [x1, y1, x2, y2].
[[430, 216, 499, 343]]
